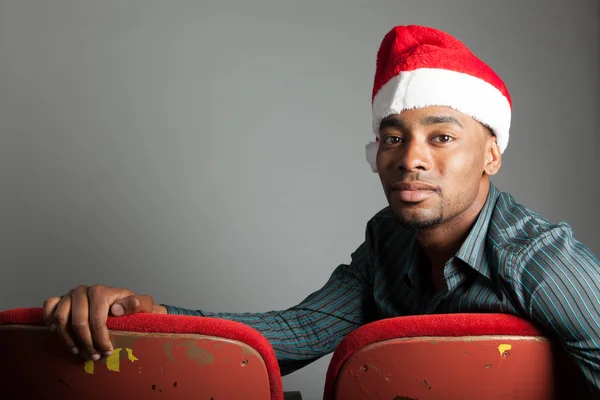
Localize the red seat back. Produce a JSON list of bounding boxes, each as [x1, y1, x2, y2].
[[324, 313, 590, 400], [0, 307, 283, 400]]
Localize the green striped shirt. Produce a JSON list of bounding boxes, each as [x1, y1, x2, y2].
[[165, 183, 600, 397]]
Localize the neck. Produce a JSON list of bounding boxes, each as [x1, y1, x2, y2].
[[416, 180, 490, 271]]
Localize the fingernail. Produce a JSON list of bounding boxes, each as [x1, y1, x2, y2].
[[71, 347, 79, 355], [104, 350, 113, 357], [91, 353, 100, 361], [48, 324, 56, 331], [111, 304, 124, 316]]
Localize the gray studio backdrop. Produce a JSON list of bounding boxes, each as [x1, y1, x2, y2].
[[1, 0, 599, 398]]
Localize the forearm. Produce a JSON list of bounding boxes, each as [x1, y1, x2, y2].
[[165, 303, 363, 375], [163, 255, 375, 375]]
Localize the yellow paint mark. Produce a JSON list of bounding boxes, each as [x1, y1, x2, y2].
[[84, 360, 95, 374], [106, 348, 122, 372], [498, 344, 512, 356], [83, 347, 139, 374], [126, 348, 139, 362]]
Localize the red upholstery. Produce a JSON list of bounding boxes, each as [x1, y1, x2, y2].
[[0, 307, 283, 400], [324, 313, 589, 400]]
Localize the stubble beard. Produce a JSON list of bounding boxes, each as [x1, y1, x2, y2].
[[395, 201, 445, 231]]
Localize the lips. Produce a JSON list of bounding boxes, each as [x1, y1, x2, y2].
[[390, 181, 438, 203]]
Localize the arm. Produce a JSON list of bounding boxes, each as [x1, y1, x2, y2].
[[521, 225, 600, 398], [163, 241, 376, 375]]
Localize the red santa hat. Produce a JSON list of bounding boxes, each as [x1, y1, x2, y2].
[[366, 25, 512, 172]]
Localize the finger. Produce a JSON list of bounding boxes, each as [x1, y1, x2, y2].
[[53, 292, 79, 355], [42, 296, 62, 329], [71, 285, 100, 360], [112, 294, 155, 316], [86, 285, 117, 357]]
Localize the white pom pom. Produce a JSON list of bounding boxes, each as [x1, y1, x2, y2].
[[365, 141, 379, 173]]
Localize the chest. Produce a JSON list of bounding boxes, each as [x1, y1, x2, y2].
[[372, 265, 515, 318]]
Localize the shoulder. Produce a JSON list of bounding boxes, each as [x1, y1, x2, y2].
[[488, 190, 562, 254], [490, 190, 600, 304], [488, 190, 597, 263], [516, 221, 600, 294]]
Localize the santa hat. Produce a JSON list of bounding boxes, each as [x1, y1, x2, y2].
[[366, 25, 512, 172]]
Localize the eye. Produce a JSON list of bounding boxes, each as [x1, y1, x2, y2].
[[433, 134, 454, 143], [383, 136, 402, 145]]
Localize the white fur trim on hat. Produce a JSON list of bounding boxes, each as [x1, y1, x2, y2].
[[366, 67, 512, 173]]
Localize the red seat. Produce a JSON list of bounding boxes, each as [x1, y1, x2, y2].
[[324, 313, 591, 400], [0, 307, 284, 400]]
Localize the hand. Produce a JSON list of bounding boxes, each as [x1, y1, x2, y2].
[[42, 285, 166, 360]]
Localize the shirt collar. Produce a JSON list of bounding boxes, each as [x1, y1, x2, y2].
[[454, 183, 501, 281], [404, 183, 501, 288]]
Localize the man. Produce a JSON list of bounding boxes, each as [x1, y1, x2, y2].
[[42, 25, 600, 396]]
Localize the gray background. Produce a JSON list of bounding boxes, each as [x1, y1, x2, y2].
[[1, 0, 599, 398]]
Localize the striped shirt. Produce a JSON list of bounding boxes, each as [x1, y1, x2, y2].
[[165, 183, 600, 397]]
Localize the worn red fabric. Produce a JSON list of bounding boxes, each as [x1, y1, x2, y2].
[[323, 313, 543, 400], [0, 307, 283, 400]]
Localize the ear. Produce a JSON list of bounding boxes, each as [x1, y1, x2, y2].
[[484, 138, 502, 176]]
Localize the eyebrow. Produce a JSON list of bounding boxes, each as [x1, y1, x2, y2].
[[379, 118, 407, 132], [420, 115, 463, 128], [379, 114, 463, 131]]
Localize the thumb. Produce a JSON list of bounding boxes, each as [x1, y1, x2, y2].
[[110, 294, 155, 316]]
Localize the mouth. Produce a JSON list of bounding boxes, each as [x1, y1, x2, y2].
[[390, 181, 439, 203]]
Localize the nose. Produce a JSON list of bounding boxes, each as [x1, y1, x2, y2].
[[397, 138, 431, 172]]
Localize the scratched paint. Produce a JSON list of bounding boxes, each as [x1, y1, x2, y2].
[[498, 344, 512, 356], [368, 362, 383, 376], [163, 341, 177, 363], [84, 348, 139, 374], [177, 341, 215, 365]]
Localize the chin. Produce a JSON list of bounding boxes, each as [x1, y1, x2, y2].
[[391, 207, 443, 231]]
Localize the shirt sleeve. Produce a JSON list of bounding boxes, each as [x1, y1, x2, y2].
[[163, 241, 376, 375], [521, 224, 600, 399]]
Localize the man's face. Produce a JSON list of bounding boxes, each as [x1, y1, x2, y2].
[[376, 106, 500, 231]]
